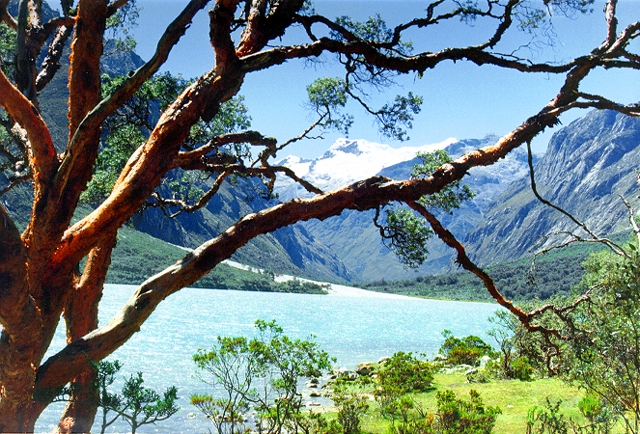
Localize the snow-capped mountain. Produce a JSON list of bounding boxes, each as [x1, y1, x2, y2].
[[277, 135, 538, 281], [275, 137, 458, 200]]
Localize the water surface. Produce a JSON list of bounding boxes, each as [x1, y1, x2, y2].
[[38, 284, 499, 433]]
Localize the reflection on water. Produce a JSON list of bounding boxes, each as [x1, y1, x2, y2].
[[38, 284, 499, 433]]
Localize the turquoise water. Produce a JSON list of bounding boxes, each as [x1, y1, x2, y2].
[[37, 284, 499, 433]]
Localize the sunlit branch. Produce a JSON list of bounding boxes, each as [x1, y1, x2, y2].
[[55, 0, 212, 194], [35, 24, 73, 91]]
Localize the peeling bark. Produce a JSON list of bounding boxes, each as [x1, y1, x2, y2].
[[55, 236, 115, 433]]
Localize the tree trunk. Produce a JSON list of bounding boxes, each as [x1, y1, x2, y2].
[[55, 238, 115, 433]]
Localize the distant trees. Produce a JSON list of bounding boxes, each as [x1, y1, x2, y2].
[[0, 0, 638, 430]]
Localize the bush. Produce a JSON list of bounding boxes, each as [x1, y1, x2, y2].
[[374, 352, 433, 419], [192, 320, 333, 434], [512, 356, 535, 381], [391, 389, 501, 434], [439, 330, 496, 366]]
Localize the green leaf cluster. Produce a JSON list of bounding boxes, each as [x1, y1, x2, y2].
[[0, 22, 16, 78], [382, 208, 434, 270], [389, 389, 500, 434], [307, 77, 353, 135], [82, 72, 250, 206], [380, 149, 474, 269], [374, 352, 433, 419], [411, 150, 475, 213]]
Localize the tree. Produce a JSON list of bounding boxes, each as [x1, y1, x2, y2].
[[565, 246, 640, 433], [94, 360, 179, 434], [0, 0, 638, 431], [374, 351, 434, 420], [191, 319, 333, 434]]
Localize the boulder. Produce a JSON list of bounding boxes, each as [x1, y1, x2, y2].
[[356, 362, 376, 376]]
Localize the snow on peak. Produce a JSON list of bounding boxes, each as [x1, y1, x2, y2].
[[275, 137, 458, 199]]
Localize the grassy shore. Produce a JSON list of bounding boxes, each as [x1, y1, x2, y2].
[[327, 372, 599, 434]]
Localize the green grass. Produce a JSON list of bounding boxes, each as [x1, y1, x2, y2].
[[338, 373, 596, 434]]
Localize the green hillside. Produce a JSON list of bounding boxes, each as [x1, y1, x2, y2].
[[361, 239, 616, 302], [108, 225, 327, 294]]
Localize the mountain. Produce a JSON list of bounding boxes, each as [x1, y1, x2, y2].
[[275, 138, 457, 200], [132, 178, 351, 282], [278, 136, 537, 281], [466, 109, 640, 265]]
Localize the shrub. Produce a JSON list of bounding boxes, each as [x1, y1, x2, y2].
[[391, 389, 500, 434], [439, 330, 496, 366], [374, 352, 433, 419], [192, 320, 333, 434], [512, 356, 535, 381]]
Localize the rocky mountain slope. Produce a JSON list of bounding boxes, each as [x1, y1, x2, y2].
[[465, 109, 640, 265], [5, 1, 637, 285], [281, 136, 536, 281]]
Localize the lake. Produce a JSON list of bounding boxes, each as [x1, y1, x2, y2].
[[37, 284, 499, 433]]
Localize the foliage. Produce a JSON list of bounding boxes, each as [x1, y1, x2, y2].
[[331, 384, 371, 434], [306, 77, 353, 135], [378, 149, 474, 269], [390, 389, 501, 434], [431, 389, 501, 434], [411, 150, 475, 214], [82, 72, 251, 206], [361, 238, 604, 302], [526, 398, 570, 434], [374, 352, 433, 419], [95, 360, 179, 434], [511, 356, 535, 382], [565, 246, 640, 433], [0, 23, 16, 79], [192, 320, 333, 434], [438, 330, 496, 367], [576, 394, 617, 434], [104, 0, 139, 53], [379, 208, 434, 270], [488, 301, 573, 379]]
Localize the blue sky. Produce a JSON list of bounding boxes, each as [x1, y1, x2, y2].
[[133, 1, 639, 160]]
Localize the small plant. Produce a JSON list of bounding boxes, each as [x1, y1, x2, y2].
[[433, 389, 501, 434], [512, 355, 535, 381], [391, 389, 501, 434], [332, 385, 370, 434], [526, 398, 569, 434], [574, 394, 618, 434]]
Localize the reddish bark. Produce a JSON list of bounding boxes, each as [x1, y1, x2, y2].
[[0, 0, 637, 431], [54, 237, 115, 433]]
